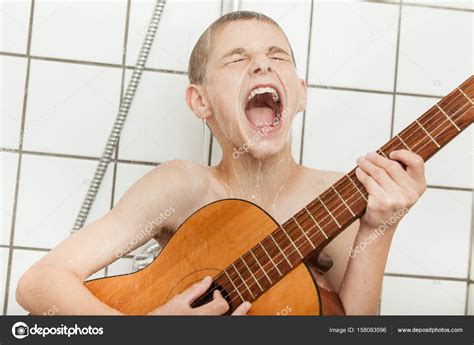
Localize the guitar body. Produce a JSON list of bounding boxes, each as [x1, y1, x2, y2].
[[86, 199, 341, 315]]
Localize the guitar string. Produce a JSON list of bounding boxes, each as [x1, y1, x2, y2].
[[193, 84, 473, 307], [202, 93, 473, 308], [208, 97, 473, 308], [195, 87, 473, 307]]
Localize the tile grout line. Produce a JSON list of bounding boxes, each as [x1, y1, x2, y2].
[[106, 0, 132, 278], [366, 0, 474, 12], [3, 0, 36, 315], [389, 0, 403, 139], [384, 272, 473, 284], [464, 190, 474, 315], [298, 0, 314, 165]]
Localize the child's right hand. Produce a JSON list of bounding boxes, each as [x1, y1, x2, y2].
[[147, 276, 251, 316]]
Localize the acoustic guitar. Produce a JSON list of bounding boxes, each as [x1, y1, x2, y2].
[[85, 76, 473, 315]]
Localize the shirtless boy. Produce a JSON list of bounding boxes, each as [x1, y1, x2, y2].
[[16, 11, 426, 316]]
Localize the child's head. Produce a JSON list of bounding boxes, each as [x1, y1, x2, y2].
[[185, 11, 307, 159]]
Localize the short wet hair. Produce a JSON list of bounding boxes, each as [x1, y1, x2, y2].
[[188, 10, 296, 85]]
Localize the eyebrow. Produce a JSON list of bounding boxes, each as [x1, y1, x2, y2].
[[220, 46, 291, 61]]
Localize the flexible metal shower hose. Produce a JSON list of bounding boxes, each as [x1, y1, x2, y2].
[[72, 0, 167, 232]]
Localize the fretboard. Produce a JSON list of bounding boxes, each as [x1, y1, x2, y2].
[[194, 76, 474, 312]]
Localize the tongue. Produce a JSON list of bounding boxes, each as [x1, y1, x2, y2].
[[245, 107, 275, 128]]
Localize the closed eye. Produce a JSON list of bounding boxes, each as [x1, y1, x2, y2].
[[230, 58, 245, 63]]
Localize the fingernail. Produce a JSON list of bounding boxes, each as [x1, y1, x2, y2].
[[202, 276, 211, 283], [243, 301, 251, 309], [356, 156, 364, 163]]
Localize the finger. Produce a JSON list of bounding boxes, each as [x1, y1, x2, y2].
[[365, 152, 416, 191], [357, 156, 399, 195], [389, 150, 425, 183], [178, 276, 213, 304], [355, 167, 386, 199], [232, 301, 252, 316], [193, 290, 230, 315]]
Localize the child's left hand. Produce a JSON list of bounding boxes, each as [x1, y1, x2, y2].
[[355, 150, 427, 230]]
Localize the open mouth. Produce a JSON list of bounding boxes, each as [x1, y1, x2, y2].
[[244, 85, 283, 130]]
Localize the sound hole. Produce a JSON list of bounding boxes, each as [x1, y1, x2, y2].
[[190, 281, 232, 314]]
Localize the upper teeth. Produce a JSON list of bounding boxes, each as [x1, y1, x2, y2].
[[248, 87, 279, 103]]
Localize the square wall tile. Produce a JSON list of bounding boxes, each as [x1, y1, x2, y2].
[[309, 1, 398, 91], [302, 88, 392, 172], [240, 0, 311, 78], [126, 0, 221, 71], [0, 0, 31, 54], [393, 95, 473, 189], [107, 257, 134, 277], [119, 71, 209, 163], [1, 55, 27, 149], [386, 188, 471, 279], [0, 152, 18, 246], [7, 249, 46, 315], [397, 6, 472, 95], [404, 1, 473, 10], [469, 284, 473, 315], [23, 60, 122, 157], [14, 155, 113, 249], [31, 0, 127, 64], [0, 248, 9, 314], [381, 276, 466, 315]]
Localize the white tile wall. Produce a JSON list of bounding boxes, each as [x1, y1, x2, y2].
[[386, 188, 472, 279], [381, 276, 467, 315], [397, 6, 473, 95], [0, 152, 18, 246], [1, 55, 27, 150], [31, 0, 127, 64], [404, 1, 473, 10], [126, 0, 221, 71], [0, 248, 8, 313], [303, 88, 392, 172], [0, 0, 31, 54], [309, 1, 399, 91], [13, 154, 113, 249], [469, 284, 473, 315], [22, 60, 123, 157], [119, 71, 209, 163], [1, 0, 473, 316], [393, 95, 473, 189]]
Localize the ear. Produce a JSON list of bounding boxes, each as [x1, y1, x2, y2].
[[185, 84, 213, 120], [296, 78, 308, 113]]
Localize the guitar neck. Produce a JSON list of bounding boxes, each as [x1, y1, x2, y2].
[[208, 76, 473, 310]]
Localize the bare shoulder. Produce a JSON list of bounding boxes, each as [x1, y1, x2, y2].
[[113, 159, 214, 230]]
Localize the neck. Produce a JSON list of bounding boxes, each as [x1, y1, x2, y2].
[[215, 139, 299, 209]]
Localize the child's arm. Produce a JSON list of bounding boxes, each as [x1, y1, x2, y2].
[[15, 160, 247, 315]]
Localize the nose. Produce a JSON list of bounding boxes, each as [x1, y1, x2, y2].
[[249, 54, 272, 76]]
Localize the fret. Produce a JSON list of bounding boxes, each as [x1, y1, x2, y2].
[[269, 233, 293, 268], [346, 174, 368, 203], [304, 207, 328, 239], [415, 119, 440, 148], [436, 104, 461, 132], [457, 87, 473, 104], [259, 241, 282, 276], [231, 263, 254, 298], [377, 149, 387, 158], [292, 216, 316, 250], [331, 185, 355, 217], [223, 269, 244, 303], [280, 225, 304, 259], [250, 249, 272, 284], [396, 134, 411, 151], [319, 197, 341, 228], [241, 255, 263, 292]]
